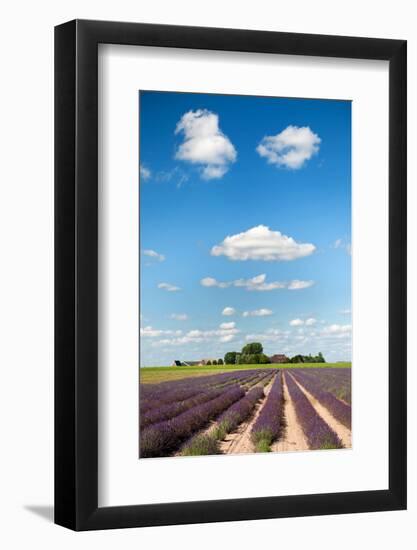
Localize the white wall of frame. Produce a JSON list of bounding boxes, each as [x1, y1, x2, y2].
[[0, 1, 415, 549]]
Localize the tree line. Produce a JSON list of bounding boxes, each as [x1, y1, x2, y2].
[[224, 342, 270, 365], [204, 358, 224, 366], [223, 343, 325, 365], [287, 352, 325, 363]]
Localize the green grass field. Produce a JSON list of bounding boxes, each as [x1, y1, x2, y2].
[[139, 362, 351, 384]]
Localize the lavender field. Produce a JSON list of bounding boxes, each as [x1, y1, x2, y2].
[[139, 366, 352, 458]]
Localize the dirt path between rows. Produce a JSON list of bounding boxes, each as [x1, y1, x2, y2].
[[220, 377, 275, 455], [288, 373, 352, 448], [271, 373, 309, 453], [174, 375, 275, 456]]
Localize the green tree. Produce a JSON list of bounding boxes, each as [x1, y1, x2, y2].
[[218, 358, 224, 365], [241, 342, 263, 355], [212, 359, 217, 365], [317, 352, 325, 363], [224, 351, 238, 365], [259, 353, 271, 364], [206, 360, 212, 366]]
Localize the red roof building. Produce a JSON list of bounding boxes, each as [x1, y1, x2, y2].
[[269, 354, 289, 364]]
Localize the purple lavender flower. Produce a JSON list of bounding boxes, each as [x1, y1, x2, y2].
[[140, 385, 245, 457], [180, 386, 265, 456], [140, 388, 223, 430], [294, 368, 351, 404], [217, 386, 265, 433], [251, 372, 284, 451], [285, 373, 343, 450], [290, 370, 351, 429]]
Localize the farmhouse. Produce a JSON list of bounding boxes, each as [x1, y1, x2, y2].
[[172, 360, 201, 367], [172, 358, 220, 366], [269, 354, 289, 364]]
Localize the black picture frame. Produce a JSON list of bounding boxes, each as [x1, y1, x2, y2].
[[55, 19, 407, 531]]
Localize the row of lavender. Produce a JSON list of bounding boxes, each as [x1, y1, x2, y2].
[[290, 370, 351, 429], [180, 386, 266, 456], [297, 368, 351, 405], [180, 368, 285, 456], [140, 369, 269, 417], [140, 385, 245, 457], [141, 367, 350, 457], [140, 369, 276, 457], [244, 371, 276, 390], [251, 371, 284, 452], [142, 371, 271, 431], [285, 373, 343, 450], [141, 388, 223, 430], [140, 370, 255, 414]]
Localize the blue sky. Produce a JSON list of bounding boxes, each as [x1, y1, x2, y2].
[[139, 91, 351, 366]]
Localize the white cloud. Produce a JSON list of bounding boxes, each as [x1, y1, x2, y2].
[[242, 320, 351, 361], [200, 273, 314, 292], [202, 165, 228, 179], [140, 165, 151, 180], [222, 307, 236, 316], [287, 279, 314, 290], [220, 334, 235, 343], [142, 313, 352, 365], [320, 324, 352, 337], [151, 323, 239, 347], [201, 277, 230, 288], [141, 326, 182, 338], [323, 323, 351, 334], [175, 109, 237, 179], [158, 282, 181, 292], [256, 125, 321, 169], [243, 308, 273, 317], [290, 317, 316, 326], [154, 167, 189, 188], [170, 313, 188, 321], [141, 326, 163, 337], [332, 238, 351, 256], [234, 274, 286, 291], [340, 309, 351, 315], [142, 315, 352, 364], [211, 225, 315, 261], [143, 249, 165, 262], [219, 321, 235, 330], [245, 328, 290, 342]]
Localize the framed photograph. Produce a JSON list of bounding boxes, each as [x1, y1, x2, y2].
[[55, 19, 406, 530]]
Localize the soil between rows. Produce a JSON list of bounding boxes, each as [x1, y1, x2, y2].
[[174, 375, 275, 456], [175, 370, 351, 456], [288, 373, 352, 448], [219, 371, 351, 454], [271, 373, 309, 452], [219, 377, 275, 454]]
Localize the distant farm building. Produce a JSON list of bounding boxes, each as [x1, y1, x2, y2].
[[172, 358, 221, 366], [269, 354, 289, 364], [172, 360, 201, 367]]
